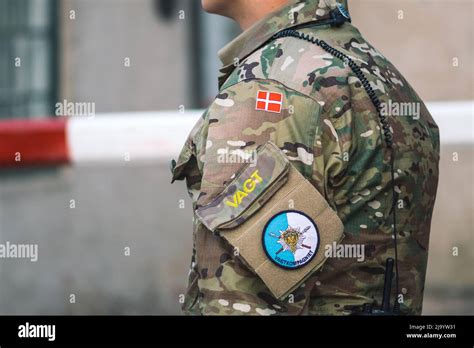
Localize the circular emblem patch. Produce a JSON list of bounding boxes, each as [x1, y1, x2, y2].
[[262, 210, 320, 269]]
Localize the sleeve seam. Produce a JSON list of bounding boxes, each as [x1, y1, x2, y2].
[[219, 77, 321, 106]]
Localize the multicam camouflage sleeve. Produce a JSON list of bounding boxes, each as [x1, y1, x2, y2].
[[174, 80, 330, 315]]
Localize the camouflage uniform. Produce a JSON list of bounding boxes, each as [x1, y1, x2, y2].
[[171, 0, 439, 315]]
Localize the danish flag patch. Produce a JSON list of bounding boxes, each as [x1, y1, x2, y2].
[[255, 91, 283, 113]]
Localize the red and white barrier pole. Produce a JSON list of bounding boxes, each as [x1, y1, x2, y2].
[[0, 102, 472, 167], [0, 111, 202, 167], [0, 118, 69, 166]]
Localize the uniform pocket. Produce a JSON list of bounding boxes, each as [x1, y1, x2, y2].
[[181, 269, 200, 315], [171, 139, 195, 183]]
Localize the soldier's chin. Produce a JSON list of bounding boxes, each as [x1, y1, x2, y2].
[[201, 0, 230, 15]]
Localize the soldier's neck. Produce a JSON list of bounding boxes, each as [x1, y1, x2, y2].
[[232, 0, 289, 30]]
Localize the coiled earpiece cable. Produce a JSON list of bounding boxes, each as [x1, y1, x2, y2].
[[272, 16, 400, 314]]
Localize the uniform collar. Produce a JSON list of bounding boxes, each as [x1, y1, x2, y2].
[[218, 0, 348, 68]]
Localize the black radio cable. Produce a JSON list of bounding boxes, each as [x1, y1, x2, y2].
[[273, 28, 400, 313]]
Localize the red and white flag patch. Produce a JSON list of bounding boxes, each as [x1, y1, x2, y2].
[[255, 91, 283, 113]]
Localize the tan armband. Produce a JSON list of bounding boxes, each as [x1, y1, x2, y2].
[[196, 141, 344, 300]]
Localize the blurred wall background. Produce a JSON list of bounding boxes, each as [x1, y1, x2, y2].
[[0, 0, 472, 315]]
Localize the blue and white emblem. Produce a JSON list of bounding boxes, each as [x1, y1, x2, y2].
[[262, 210, 320, 269]]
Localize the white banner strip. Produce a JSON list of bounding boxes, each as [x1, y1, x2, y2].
[[66, 101, 472, 163]]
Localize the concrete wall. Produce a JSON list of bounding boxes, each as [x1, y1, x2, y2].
[[58, 0, 473, 112], [0, 162, 193, 314], [59, 0, 193, 112], [349, 0, 473, 101]]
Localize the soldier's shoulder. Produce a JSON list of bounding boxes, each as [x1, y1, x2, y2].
[[222, 28, 353, 100]]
